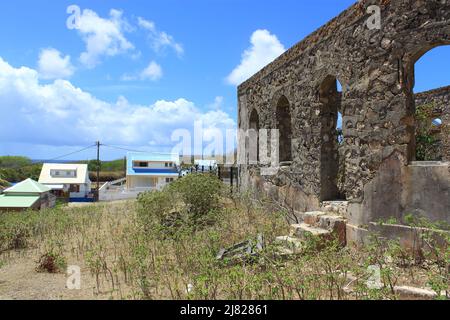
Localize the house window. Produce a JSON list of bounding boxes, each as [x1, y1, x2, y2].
[[134, 162, 149, 168], [51, 170, 61, 177], [69, 185, 80, 193], [66, 171, 75, 177], [51, 170, 76, 177], [165, 178, 174, 183]]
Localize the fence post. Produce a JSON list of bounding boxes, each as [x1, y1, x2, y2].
[[218, 166, 221, 181], [230, 166, 234, 193]]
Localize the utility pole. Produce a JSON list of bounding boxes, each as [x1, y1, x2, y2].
[[230, 166, 234, 194], [124, 156, 127, 177], [96, 141, 101, 201]]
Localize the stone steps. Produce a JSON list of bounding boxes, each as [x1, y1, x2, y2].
[[321, 200, 349, 216], [276, 207, 348, 255], [290, 223, 333, 239], [275, 236, 303, 255]]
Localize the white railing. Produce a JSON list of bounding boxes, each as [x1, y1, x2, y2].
[[110, 177, 127, 185]]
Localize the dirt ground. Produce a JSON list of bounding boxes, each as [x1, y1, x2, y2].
[[0, 250, 111, 300]]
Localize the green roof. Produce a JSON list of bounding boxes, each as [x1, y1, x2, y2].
[[4, 179, 51, 194], [0, 194, 40, 208]]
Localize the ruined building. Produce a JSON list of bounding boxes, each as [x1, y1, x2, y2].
[[238, 0, 450, 246]]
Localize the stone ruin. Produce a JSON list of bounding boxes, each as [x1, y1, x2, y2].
[[237, 0, 450, 247]]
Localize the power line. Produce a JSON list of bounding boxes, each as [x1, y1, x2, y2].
[[102, 144, 178, 156], [29, 143, 178, 165], [34, 144, 97, 164], [49, 144, 97, 161]]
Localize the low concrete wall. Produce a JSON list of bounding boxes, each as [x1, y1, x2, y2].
[[348, 152, 450, 228], [403, 162, 450, 223], [368, 222, 449, 254]]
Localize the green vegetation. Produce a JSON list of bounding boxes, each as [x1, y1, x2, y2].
[[87, 159, 125, 172], [137, 174, 224, 236], [88, 171, 125, 182], [86, 159, 126, 182], [0, 156, 33, 168], [0, 178, 10, 188], [415, 102, 442, 161], [0, 177, 448, 300], [0, 156, 42, 183], [0, 155, 126, 183], [36, 247, 68, 274]]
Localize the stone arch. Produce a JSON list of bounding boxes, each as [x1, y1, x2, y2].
[[248, 108, 260, 164], [405, 43, 450, 162], [318, 75, 343, 201], [275, 96, 293, 164]]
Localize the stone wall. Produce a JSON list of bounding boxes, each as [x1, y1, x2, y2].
[[415, 85, 450, 161], [238, 0, 450, 238]]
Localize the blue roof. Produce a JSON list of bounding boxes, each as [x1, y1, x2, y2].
[[127, 152, 180, 176]]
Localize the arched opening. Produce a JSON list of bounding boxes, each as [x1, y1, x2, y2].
[[432, 118, 442, 127], [411, 45, 450, 161], [249, 109, 260, 164], [337, 112, 344, 145], [276, 96, 293, 164], [319, 76, 343, 201]]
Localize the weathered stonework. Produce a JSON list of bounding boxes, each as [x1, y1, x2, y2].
[[238, 0, 450, 242], [415, 85, 450, 161]]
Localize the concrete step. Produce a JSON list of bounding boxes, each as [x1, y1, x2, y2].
[[296, 211, 346, 227], [275, 236, 303, 254], [317, 215, 347, 245], [296, 211, 326, 225], [321, 201, 349, 216], [290, 223, 332, 240], [284, 209, 348, 249]]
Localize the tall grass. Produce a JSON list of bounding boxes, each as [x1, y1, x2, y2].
[[0, 175, 448, 300]]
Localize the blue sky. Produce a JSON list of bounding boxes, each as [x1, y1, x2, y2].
[[0, 0, 448, 160]]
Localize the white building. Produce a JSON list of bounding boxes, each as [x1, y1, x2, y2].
[[194, 159, 218, 172], [126, 152, 180, 191], [38, 163, 92, 200]]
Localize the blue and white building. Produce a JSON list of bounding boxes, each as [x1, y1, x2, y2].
[[126, 152, 180, 191]]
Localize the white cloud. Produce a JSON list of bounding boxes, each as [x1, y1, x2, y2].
[[208, 96, 224, 111], [121, 61, 163, 81], [138, 17, 184, 57], [0, 57, 235, 151], [75, 9, 134, 68], [140, 61, 163, 81], [38, 48, 75, 80], [226, 29, 285, 86]]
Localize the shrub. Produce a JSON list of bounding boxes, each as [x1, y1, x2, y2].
[[137, 174, 224, 235], [0, 165, 42, 183], [168, 173, 223, 221], [36, 250, 67, 274], [0, 178, 10, 188], [137, 189, 182, 233], [89, 171, 125, 182]]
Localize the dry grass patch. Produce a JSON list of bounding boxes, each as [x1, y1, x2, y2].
[[0, 176, 448, 300]]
